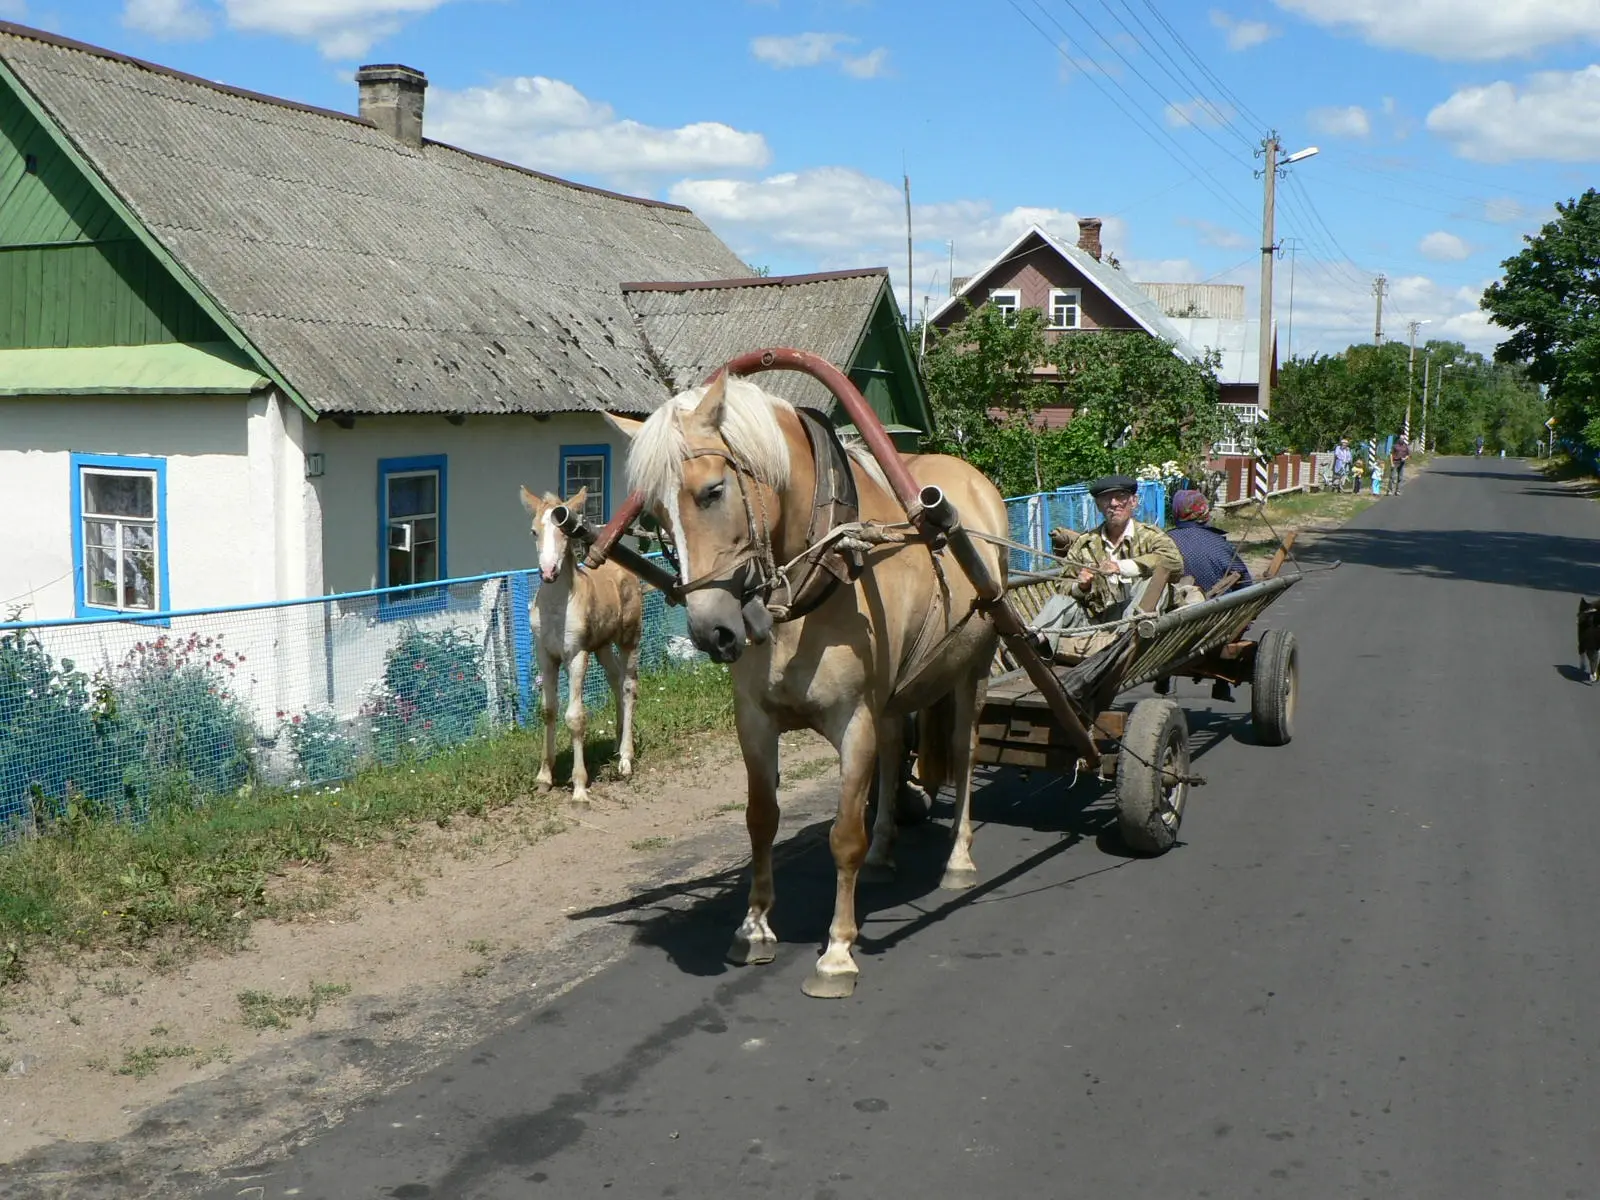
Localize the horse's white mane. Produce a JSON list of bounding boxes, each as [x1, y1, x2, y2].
[[628, 374, 890, 505]]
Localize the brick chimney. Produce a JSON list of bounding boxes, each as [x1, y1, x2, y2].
[[355, 64, 428, 148], [1076, 217, 1103, 261]]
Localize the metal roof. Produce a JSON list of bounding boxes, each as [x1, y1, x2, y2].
[[0, 21, 751, 416], [1161, 317, 1268, 386]]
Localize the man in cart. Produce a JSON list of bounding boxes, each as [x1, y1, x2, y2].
[[1032, 474, 1185, 635]]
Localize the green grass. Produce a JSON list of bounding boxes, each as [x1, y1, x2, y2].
[[0, 662, 733, 985], [628, 836, 672, 852], [237, 980, 351, 1031]]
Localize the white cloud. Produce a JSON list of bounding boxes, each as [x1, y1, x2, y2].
[[1164, 98, 1234, 129], [1307, 105, 1370, 138], [751, 32, 849, 67], [1419, 230, 1471, 261], [1271, 0, 1600, 60], [1483, 196, 1541, 225], [428, 76, 771, 182], [749, 31, 890, 77], [1210, 9, 1277, 50], [666, 166, 1130, 316], [122, 0, 212, 38], [219, 0, 455, 58], [1177, 216, 1250, 250], [1427, 66, 1600, 162], [0, 0, 27, 19]]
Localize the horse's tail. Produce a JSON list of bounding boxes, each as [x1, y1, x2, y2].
[[914, 694, 955, 799]]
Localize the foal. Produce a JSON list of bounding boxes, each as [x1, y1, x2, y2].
[[520, 486, 643, 804]]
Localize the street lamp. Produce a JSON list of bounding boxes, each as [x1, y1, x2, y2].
[[1256, 137, 1319, 419]]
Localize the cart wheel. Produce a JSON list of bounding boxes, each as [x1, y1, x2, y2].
[[1250, 629, 1298, 746], [1115, 698, 1190, 855]]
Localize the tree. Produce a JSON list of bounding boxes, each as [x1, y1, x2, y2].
[[1481, 189, 1600, 447], [920, 301, 1229, 495]]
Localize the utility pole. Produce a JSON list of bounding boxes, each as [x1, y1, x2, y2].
[[1373, 275, 1387, 345], [903, 171, 913, 331], [1419, 349, 1431, 447], [1282, 237, 1300, 364], [1405, 319, 1427, 442], [1256, 133, 1279, 416]]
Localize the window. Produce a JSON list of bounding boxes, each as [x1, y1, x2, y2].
[[1213, 405, 1262, 456], [1048, 288, 1082, 330], [377, 455, 447, 614], [559, 444, 610, 528], [988, 288, 1021, 324], [71, 453, 168, 619]]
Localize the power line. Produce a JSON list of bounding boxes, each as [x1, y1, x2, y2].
[[1007, 0, 1258, 227], [1096, 0, 1259, 154], [1135, 0, 1269, 132], [1046, 0, 1256, 172]]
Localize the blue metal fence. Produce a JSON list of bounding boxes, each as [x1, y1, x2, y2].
[[1001, 478, 1169, 574]]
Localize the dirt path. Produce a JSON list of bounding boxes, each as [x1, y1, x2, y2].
[[0, 731, 843, 1195]]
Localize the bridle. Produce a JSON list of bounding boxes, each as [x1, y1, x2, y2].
[[664, 446, 779, 606]]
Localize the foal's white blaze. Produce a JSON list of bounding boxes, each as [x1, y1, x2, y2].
[[538, 509, 566, 583]]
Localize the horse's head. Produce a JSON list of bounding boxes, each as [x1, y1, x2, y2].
[[519, 485, 588, 584], [613, 374, 791, 664]]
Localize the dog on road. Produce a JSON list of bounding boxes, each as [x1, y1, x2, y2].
[[1579, 597, 1600, 683]]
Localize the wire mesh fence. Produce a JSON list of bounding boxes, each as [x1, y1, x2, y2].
[[2, 485, 1176, 838], [1002, 479, 1169, 574], [1, 566, 699, 837]]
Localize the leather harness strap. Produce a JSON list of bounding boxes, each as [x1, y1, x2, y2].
[[769, 407, 863, 623]]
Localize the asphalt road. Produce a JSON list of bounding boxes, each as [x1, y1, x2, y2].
[[203, 456, 1600, 1200]]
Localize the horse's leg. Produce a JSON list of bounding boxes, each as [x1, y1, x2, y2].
[[593, 643, 624, 773], [535, 649, 560, 792], [940, 670, 985, 891], [803, 706, 875, 999], [608, 643, 640, 784], [729, 700, 780, 966], [566, 649, 592, 804], [860, 713, 905, 884]]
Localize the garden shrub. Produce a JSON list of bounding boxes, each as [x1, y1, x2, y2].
[[365, 627, 489, 763]]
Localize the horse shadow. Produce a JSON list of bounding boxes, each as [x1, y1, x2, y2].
[[1555, 663, 1593, 685], [566, 704, 1251, 978]]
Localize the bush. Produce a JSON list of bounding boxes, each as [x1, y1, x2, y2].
[[277, 706, 358, 786], [365, 627, 489, 763], [0, 629, 130, 829], [112, 633, 257, 810]]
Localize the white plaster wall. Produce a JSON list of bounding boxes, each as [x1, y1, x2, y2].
[[309, 412, 632, 595]]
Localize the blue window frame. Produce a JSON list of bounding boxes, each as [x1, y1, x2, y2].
[[70, 452, 170, 623], [377, 454, 448, 617], [559, 443, 611, 528]]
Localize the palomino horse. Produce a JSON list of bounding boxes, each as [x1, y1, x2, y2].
[[610, 374, 1008, 998], [519, 486, 643, 804]]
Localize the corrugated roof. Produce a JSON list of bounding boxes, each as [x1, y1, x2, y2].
[[1162, 317, 1267, 386], [622, 269, 888, 412], [1137, 282, 1246, 321], [0, 22, 752, 416]]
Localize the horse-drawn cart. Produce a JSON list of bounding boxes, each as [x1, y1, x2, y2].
[[977, 560, 1302, 855]]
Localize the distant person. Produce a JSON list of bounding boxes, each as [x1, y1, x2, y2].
[[1476, 435, 1486, 458], [1168, 489, 1252, 595], [1332, 438, 1353, 491], [1389, 435, 1411, 495]]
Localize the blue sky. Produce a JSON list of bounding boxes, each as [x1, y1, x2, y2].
[[6, 0, 1597, 357]]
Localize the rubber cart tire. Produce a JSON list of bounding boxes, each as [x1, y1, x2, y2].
[[1250, 629, 1298, 746], [1115, 698, 1190, 855]]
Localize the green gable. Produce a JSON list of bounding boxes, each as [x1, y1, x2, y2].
[[845, 284, 936, 450], [0, 74, 224, 350]]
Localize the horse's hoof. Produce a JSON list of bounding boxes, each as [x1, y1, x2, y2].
[[859, 860, 897, 885], [569, 793, 592, 808], [940, 867, 980, 891], [801, 969, 857, 999], [727, 936, 777, 966], [535, 777, 553, 793], [617, 760, 634, 779]]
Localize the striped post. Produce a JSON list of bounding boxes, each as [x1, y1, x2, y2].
[[1252, 451, 1270, 498]]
